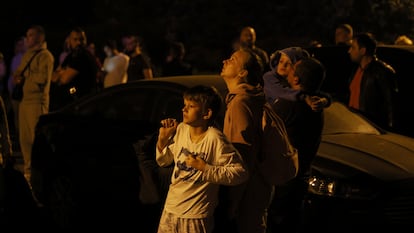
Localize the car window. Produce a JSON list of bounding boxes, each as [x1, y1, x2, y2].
[[323, 102, 381, 135]]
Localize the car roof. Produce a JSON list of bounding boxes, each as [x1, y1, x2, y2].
[[57, 74, 228, 112], [130, 75, 228, 97]]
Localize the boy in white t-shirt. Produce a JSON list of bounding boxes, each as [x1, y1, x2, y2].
[[156, 85, 248, 233]]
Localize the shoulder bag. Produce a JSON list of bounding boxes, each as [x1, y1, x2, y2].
[[11, 49, 43, 101]]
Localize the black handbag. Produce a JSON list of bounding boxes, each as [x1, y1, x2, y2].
[[11, 49, 42, 101], [11, 81, 24, 101]]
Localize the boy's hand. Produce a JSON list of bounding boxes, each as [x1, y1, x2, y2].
[[186, 153, 206, 171], [157, 118, 178, 151]]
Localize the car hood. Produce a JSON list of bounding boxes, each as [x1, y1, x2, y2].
[[317, 132, 414, 181]]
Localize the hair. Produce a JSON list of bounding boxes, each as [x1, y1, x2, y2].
[[183, 85, 223, 125], [353, 33, 377, 56], [336, 23, 353, 35], [269, 47, 310, 70], [294, 57, 326, 94], [169, 41, 186, 59], [240, 48, 264, 86], [126, 35, 142, 47], [104, 39, 118, 50]]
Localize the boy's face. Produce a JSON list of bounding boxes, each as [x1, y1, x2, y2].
[[182, 99, 207, 126], [276, 53, 293, 78]]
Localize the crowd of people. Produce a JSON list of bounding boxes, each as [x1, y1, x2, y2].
[[0, 23, 406, 232], [153, 23, 399, 233]]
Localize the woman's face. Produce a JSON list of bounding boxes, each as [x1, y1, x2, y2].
[[221, 50, 247, 80], [276, 53, 294, 77]]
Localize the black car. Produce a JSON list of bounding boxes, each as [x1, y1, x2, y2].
[[304, 45, 414, 227], [31, 73, 414, 230], [30, 75, 228, 231]]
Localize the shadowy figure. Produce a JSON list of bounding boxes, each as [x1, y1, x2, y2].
[[161, 41, 193, 77], [335, 23, 353, 47], [50, 27, 99, 111]]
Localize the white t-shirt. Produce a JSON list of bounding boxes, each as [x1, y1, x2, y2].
[[102, 53, 129, 88], [156, 123, 248, 218]]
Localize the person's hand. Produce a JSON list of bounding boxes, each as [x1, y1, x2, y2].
[[12, 74, 24, 85], [186, 153, 206, 171], [306, 95, 328, 112], [52, 67, 63, 83], [157, 118, 178, 151]]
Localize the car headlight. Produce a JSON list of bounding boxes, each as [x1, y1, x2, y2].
[[307, 176, 378, 200]]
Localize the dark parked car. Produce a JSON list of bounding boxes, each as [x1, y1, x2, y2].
[[305, 101, 414, 226], [31, 45, 414, 230], [30, 75, 228, 231], [305, 45, 414, 227]]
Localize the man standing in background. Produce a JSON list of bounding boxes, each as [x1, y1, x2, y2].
[[239, 26, 269, 71], [123, 35, 153, 81], [51, 27, 98, 111], [335, 23, 353, 46], [348, 33, 398, 130], [12, 25, 54, 185]]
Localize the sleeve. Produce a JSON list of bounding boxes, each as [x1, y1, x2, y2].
[[225, 99, 254, 145], [263, 71, 300, 104], [156, 143, 175, 167], [155, 130, 177, 167], [377, 66, 397, 129], [316, 91, 333, 108], [141, 54, 152, 70], [201, 138, 249, 186], [32, 51, 54, 85], [155, 123, 185, 167]]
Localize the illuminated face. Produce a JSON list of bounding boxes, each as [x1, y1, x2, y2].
[[25, 28, 39, 49], [287, 60, 301, 88], [68, 31, 86, 50], [348, 40, 363, 63], [124, 37, 138, 54], [335, 27, 351, 45], [240, 27, 256, 48], [182, 99, 205, 126], [221, 50, 247, 80], [276, 53, 294, 78]]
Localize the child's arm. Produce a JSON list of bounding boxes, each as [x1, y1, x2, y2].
[[305, 91, 332, 112], [157, 118, 178, 151], [156, 118, 178, 167], [200, 143, 249, 186], [263, 71, 300, 103]]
